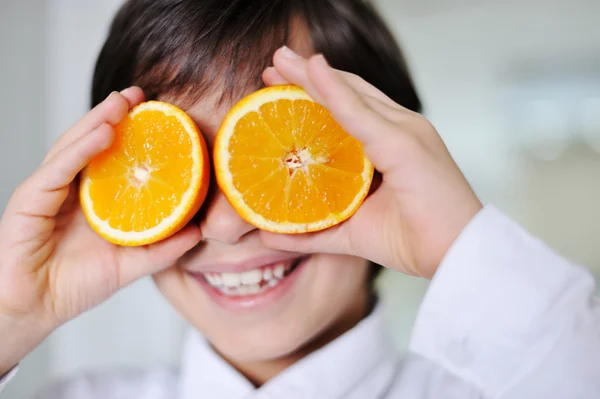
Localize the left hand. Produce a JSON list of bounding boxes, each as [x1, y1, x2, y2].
[[259, 47, 482, 279]]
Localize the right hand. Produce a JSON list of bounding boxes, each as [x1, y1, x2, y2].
[[0, 88, 201, 374], [260, 48, 482, 280]]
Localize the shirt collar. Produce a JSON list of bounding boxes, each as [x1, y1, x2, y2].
[[178, 329, 255, 398], [178, 300, 396, 399]]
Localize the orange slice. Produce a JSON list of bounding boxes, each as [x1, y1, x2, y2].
[[214, 85, 374, 234], [80, 101, 209, 246]]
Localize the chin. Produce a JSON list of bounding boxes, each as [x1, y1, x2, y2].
[[208, 324, 316, 363]]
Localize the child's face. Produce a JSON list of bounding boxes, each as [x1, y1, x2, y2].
[[152, 85, 371, 364]]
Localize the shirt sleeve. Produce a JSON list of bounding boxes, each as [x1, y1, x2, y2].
[[409, 205, 600, 399], [0, 365, 18, 395]]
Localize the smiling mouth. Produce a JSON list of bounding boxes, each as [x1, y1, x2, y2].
[[199, 257, 306, 297]]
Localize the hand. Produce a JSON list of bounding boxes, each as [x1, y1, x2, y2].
[[0, 88, 201, 374], [261, 47, 482, 279]]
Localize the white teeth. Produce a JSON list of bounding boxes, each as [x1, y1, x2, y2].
[[202, 258, 301, 296], [240, 269, 263, 285], [222, 273, 241, 288], [237, 285, 250, 295], [216, 283, 271, 297], [247, 283, 260, 295], [212, 274, 223, 286], [205, 274, 216, 285], [274, 264, 285, 279], [263, 268, 273, 280]]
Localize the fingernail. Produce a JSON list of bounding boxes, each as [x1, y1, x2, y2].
[[121, 86, 141, 94], [106, 91, 119, 101], [280, 46, 300, 59]]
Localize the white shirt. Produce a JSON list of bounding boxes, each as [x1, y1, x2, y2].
[[2, 206, 599, 398]]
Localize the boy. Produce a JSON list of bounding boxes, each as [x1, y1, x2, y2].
[[3, 0, 435, 397], [4, 1, 598, 398], [91, 0, 421, 391]]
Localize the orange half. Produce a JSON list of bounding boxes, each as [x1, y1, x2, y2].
[[80, 101, 209, 246], [214, 85, 374, 234]]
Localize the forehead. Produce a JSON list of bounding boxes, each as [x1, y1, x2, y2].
[[174, 36, 314, 147]]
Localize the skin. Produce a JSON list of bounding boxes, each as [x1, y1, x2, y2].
[[154, 93, 370, 383], [151, 40, 371, 384], [261, 48, 483, 278], [0, 46, 482, 386]]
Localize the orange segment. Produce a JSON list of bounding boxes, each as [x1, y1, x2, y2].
[[287, 170, 330, 224], [214, 85, 373, 233], [307, 164, 366, 213], [258, 100, 295, 149], [322, 138, 365, 174], [228, 112, 287, 158], [80, 101, 209, 246]]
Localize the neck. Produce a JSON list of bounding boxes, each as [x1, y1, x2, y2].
[[225, 288, 372, 387]]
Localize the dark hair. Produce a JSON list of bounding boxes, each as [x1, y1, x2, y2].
[[92, 0, 422, 283]]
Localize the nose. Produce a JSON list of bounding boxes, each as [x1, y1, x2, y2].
[[199, 190, 256, 244]]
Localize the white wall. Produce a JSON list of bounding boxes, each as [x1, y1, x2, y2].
[[2, 0, 600, 397], [1, 2, 51, 398], [0, 1, 46, 208]]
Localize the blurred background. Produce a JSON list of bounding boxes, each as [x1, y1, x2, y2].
[[2, 0, 600, 397]]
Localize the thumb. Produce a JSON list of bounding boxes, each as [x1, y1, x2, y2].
[[115, 224, 202, 287], [260, 223, 355, 257]]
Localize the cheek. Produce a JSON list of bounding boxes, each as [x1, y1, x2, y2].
[[152, 267, 212, 332], [308, 255, 370, 317]]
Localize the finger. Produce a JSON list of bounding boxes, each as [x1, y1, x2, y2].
[[260, 223, 352, 256], [116, 224, 202, 287], [262, 67, 291, 86], [272, 47, 327, 104], [271, 48, 405, 112], [11, 123, 114, 218], [120, 86, 145, 108], [266, 64, 399, 122], [273, 49, 397, 145], [334, 70, 403, 110], [305, 55, 397, 147], [41, 123, 114, 191], [361, 94, 405, 122], [44, 88, 144, 163], [271, 49, 404, 173]]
